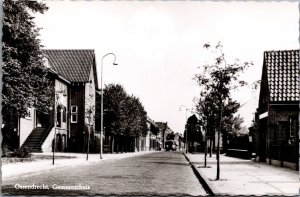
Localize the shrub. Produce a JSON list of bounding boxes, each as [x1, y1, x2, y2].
[[2, 143, 13, 157], [12, 147, 32, 158]]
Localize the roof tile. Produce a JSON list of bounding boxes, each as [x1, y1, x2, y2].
[[264, 49, 299, 102], [43, 49, 95, 83]]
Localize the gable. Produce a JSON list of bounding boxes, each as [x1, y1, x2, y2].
[[43, 49, 95, 83], [264, 49, 299, 102]]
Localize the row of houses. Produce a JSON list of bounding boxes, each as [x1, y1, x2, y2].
[[7, 49, 177, 154]]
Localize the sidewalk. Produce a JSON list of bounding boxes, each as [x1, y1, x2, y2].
[[185, 153, 299, 196], [2, 151, 155, 180]]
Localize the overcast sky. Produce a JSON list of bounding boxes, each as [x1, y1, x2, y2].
[[35, 1, 299, 134]]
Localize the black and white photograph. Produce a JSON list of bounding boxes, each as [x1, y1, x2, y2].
[[1, 0, 299, 196]]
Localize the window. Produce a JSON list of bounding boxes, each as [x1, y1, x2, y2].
[[62, 107, 66, 123], [57, 105, 62, 127], [71, 106, 78, 113], [71, 105, 78, 123]]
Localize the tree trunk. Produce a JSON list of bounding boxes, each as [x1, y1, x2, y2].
[[204, 129, 207, 167], [209, 136, 213, 157], [111, 135, 114, 154], [116, 136, 119, 153], [216, 102, 222, 180]]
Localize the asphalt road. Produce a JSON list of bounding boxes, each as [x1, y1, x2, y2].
[[2, 151, 207, 196]]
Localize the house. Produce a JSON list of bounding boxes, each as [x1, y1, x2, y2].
[[20, 49, 99, 153], [144, 117, 160, 151], [256, 49, 299, 170], [155, 122, 173, 150]]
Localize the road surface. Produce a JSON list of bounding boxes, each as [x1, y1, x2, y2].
[[2, 151, 207, 196]]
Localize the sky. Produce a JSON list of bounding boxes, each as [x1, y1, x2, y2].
[[35, 0, 299, 134]]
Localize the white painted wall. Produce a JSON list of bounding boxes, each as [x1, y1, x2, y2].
[[55, 79, 68, 131], [19, 108, 35, 146], [41, 127, 55, 152]]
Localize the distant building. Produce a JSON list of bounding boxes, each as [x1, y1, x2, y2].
[[256, 49, 299, 170], [155, 122, 173, 150]]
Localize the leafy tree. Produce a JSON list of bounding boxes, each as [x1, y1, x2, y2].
[[2, 0, 52, 149], [196, 91, 218, 166], [123, 95, 148, 137], [101, 84, 148, 138], [102, 84, 127, 136], [184, 114, 202, 153], [194, 42, 250, 180]]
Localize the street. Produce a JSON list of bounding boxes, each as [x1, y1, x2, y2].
[[2, 151, 207, 196]]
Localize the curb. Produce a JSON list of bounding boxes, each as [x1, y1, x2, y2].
[[183, 152, 215, 196]]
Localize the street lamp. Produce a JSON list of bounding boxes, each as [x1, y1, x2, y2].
[[179, 105, 193, 154], [100, 53, 118, 159]]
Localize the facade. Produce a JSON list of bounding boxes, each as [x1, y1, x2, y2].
[[256, 49, 299, 170], [20, 49, 99, 153], [145, 117, 160, 151], [155, 122, 173, 150]]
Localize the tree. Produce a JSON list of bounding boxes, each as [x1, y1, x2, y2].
[[2, 0, 52, 150], [196, 91, 218, 166], [102, 84, 127, 136], [101, 84, 148, 138], [184, 114, 202, 153], [195, 42, 251, 180]]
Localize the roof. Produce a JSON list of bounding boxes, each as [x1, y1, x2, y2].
[[147, 116, 158, 128], [43, 49, 95, 83], [155, 122, 167, 130], [264, 49, 299, 102], [155, 122, 173, 132]]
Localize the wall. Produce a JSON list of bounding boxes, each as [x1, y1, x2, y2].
[[19, 108, 35, 146], [55, 79, 68, 131]]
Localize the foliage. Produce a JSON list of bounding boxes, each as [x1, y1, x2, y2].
[[195, 42, 251, 102], [195, 42, 250, 135], [2, 0, 52, 121], [184, 114, 203, 143], [2, 147, 32, 158], [101, 84, 148, 137], [196, 91, 218, 140], [194, 42, 251, 179], [12, 147, 32, 158]]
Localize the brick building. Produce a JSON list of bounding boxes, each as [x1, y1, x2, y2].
[[256, 49, 299, 170]]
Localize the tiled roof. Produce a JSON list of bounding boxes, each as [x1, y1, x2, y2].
[[264, 49, 299, 102], [155, 122, 167, 130], [43, 49, 95, 83]]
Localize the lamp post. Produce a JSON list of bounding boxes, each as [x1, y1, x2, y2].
[[100, 53, 118, 159], [179, 105, 193, 154]]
